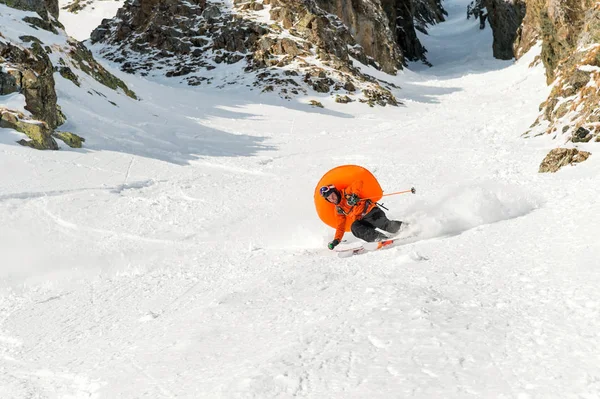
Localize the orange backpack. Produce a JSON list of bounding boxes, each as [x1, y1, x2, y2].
[[314, 165, 383, 231]]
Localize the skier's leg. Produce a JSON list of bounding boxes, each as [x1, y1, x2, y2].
[[351, 219, 388, 242], [383, 219, 403, 234], [363, 207, 403, 234]]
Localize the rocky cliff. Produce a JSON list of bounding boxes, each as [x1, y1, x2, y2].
[[407, 0, 446, 63], [514, 0, 600, 145], [474, 0, 598, 169], [483, 0, 526, 60], [0, 0, 135, 149], [90, 0, 445, 106]]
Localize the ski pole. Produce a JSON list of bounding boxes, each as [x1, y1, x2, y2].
[[381, 187, 416, 197], [360, 187, 416, 201]]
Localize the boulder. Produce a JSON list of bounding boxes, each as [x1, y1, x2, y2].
[[335, 95, 353, 103], [538, 148, 591, 173], [52, 131, 85, 148]]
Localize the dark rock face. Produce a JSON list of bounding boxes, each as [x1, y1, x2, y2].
[[572, 127, 592, 143], [398, 0, 446, 63], [412, 0, 446, 31], [483, 0, 526, 60], [0, 70, 19, 95], [44, 0, 58, 18], [394, 0, 426, 63]]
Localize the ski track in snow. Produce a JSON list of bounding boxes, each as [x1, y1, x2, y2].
[[1, 0, 600, 397]]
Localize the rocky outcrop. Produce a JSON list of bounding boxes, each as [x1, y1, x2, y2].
[[306, 0, 403, 74], [61, 0, 87, 13], [514, 0, 595, 78], [1, 38, 65, 130], [400, 0, 446, 63], [0, 64, 19, 95], [412, 0, 446, 32], [52, 131, 85, 148], [483, 0, 526, 60], [0, 0, 64, 148], [0, 0, 59, 18], [1, 0, 136, 149], [0, 107, 58, 149], [91, 0, 255, 73], [517, 1, 600, 145], [538, 148, 591, 173], [65, 38, 137, 99], [90, 0, 444, 105]]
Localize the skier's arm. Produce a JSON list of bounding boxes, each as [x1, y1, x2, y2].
[[334, 213, 346, 241], [346, 180, 364, 205], [328, 214, 345, 250], [346, 180, 364, 197]]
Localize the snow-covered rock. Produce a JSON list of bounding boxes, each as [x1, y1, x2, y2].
[[0, 0, 135, 148], [516, 0, 600, 146], [89, 0, 444, 105]]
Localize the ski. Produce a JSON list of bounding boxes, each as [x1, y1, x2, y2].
[[335, 236, 403, 258]]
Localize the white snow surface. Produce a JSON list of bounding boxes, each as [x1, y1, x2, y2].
[[0, 92, 28, 115], [58, 0, 125, 41], [1, 0, 600, 398]]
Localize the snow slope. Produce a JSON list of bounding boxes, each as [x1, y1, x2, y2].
[[1, 0, 599, 398], [58, 0, 125, 41]]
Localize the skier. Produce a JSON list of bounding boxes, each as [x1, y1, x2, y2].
[[319, 181, 403, 250]]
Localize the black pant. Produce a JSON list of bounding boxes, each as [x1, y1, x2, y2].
[[351, 207, 402, 242]]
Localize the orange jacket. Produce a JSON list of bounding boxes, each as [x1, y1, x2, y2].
[[333, 180, 377, 241]]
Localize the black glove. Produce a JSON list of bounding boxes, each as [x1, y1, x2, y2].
[[328, 239, 340, 250], [347, 193, 360, 206]]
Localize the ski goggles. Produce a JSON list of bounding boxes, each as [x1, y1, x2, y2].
[[319, 185, 336, 198]]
